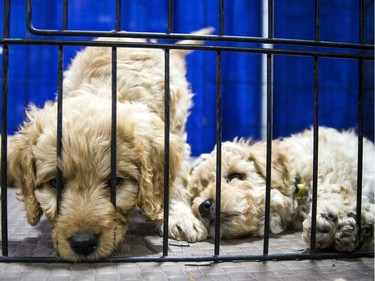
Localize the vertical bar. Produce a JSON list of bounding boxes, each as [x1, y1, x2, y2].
[[115, 0, 121, 31], [113, 1, 120, 207], [359, 0, 365, 45], [212, 0, 225, 258], [356, 0, 365, 235], [267, 0, 274, 72], [310, 56, 319, 252], [310, 0, 321, 253], [63, 0, 68, 30], [315, 0, 321, 42], [163, 0, 174, 257], [214, 51, 222, 256], [261, 0, 272, 140], [219, 0, 225, 35], [162, 49, 171, 257], [1, 49, 9, 258], [356, 59, 364, 233], [168, 0, 174, 33], [263, 0, 274, 255], [1, 0, 11, 258], [26, 0, 32, 29], [60, 0, 67, 202], [56, 46, 64, 213], [110, 47, 117, 206]]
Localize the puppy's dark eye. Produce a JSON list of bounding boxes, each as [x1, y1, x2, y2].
[[108, 177, 123, 188], [49, 179, 63, 189], [227, 173, 244, 182]]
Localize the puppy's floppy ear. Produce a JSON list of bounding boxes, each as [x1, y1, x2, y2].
[[138, 132, 184, 221], [247, 142, 293, 195], [117, 105, 185, 221], [9, 104, 52, 226]]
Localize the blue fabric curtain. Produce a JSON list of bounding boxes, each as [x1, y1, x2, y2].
[[274, 0, 374, 141], [1, 0, 373, 156]]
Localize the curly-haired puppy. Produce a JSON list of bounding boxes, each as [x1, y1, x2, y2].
[[9, 28, 213, 261], [190, 127, 374, 252]]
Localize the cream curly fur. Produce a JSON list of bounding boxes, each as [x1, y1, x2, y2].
[[190, 127, 374, 252], [9, 27, 213, 261]]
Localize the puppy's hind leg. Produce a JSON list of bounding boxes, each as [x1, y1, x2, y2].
[[329, 202, 374, 252], [339, 202, 374, 252], [303, 184, 367, 252], [331, 194, 374, 252]]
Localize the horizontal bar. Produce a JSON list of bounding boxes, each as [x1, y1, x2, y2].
[[0, 39, 373, 60], [20, 2, 374, 52], [24, 24, 373, 52], [0, 251, 372, 263]]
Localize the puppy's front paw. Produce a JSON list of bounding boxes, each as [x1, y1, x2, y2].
[[157, 213, 208, 242], [170, 212, 208, 242], [333, 216, 358, 252]]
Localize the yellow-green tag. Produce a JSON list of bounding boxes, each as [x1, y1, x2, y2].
[[296, 183, 307, 206]]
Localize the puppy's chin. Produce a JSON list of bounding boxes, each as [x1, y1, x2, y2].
[[197, 211, 257, 240], [201, 213, 256, 240], [52, 221, 128, 262]]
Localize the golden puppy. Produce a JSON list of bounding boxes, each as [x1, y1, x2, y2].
[[190, 127, 374, 252], [9, 28, 213, 261]]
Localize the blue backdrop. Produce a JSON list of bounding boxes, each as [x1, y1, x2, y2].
[[1, 0, 374, 156]]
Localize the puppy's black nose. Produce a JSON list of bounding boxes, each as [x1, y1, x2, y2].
[[69, 233, 99, 256], [199, 199, 214, 217]]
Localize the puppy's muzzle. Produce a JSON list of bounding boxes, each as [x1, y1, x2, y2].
[[69, 233, 99, 256], [199, 199, 215, 218]]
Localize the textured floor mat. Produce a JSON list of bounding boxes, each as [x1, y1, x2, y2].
[[0, 188, 373, 281]]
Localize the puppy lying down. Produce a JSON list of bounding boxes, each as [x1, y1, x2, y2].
[[190, 127, 374, 252], [9, 28, 213, 261]]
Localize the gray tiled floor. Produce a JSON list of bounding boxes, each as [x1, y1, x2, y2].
[[0, 188, 373, 281]]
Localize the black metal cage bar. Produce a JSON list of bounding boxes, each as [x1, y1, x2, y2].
[[163, 48, 171, 257], [23, 1, 373, 52], [356, 0, 366, 235], [0, 0, 373, 264], [310, 0, 321, 253], [263, 0, 274, 256], [214, 50, 223, 257], [0, 0, 10, 259], [56, 45, 64, 214], [115, 0, 121, 32], [310, 53, 319, 253], [63, 0, 68, 30], [110, 47, 118, 206]]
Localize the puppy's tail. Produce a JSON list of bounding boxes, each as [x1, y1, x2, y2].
[[173, 27, 214, 56]]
